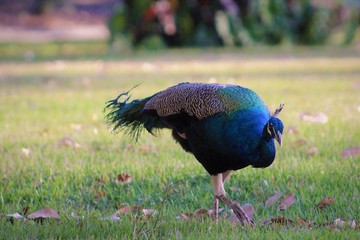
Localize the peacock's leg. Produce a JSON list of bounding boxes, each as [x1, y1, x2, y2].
[[222, 170, 232, 183], [210, 174, 225, 223], [211, 174, 255, 227], [213, 196, 219, 222], [211, 171, 231, 222]]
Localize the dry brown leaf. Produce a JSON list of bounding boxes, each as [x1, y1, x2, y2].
[[242, 204, 255, 220], [295, 139, 308, 147], [96, 191, 106, 199], [116, 173, 132, 185], [56, 137, 81, 149], [306, 147, 319, 156], [317, 197, 335, 209], [300, 112, 328, 124], [178, 208, 225, 221], [142, 208, 156, 217], [278, 193, 295, 210], [262, 215, 294, 226], [116, 205, 142, 215], [265, 192, 282, 208], [137, 145, 155, 154], [297, 217, 313, 228], [193, 208, 208, 216], [27, 208, 60, 221], [208, 208, 224, 218], [341, 146, 360, 158], [287, 126, 299, 134]]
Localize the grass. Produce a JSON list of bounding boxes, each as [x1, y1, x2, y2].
[[0, 44, 359, 239]]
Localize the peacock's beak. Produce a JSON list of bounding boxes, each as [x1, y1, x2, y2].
[[275, 131, 282, 146]]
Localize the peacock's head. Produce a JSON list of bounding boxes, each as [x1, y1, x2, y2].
[[265, 104, 284, 146]]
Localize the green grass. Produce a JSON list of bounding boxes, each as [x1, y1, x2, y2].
[[0, 45, 359, 239]]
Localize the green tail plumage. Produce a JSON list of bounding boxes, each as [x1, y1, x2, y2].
[[104, 90, 162, 140]]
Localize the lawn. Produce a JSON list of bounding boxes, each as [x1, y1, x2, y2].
[[0, 45, 359, 239]]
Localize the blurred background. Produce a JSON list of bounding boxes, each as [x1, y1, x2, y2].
[[0, 0, 359, 58]]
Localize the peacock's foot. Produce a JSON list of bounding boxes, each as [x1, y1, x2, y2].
[[231, 202, 256, 227], [216, 194, 255, 227]]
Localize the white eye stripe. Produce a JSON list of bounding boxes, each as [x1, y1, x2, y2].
[[267, 123, 272, 135]]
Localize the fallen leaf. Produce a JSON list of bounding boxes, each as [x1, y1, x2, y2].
[[70, 212, 82, 220], [287, 126, 298, 134], [177, 213, 191, 221], [242, 204, 255, 220], [116, 173, 132, 185], [6, 213, 24, 219], [208, 208, 224, 218], [306, 147, 318, 156], [278, 193, 295, 210], [265, 192, 282, 208], [137, 145, 154, 154], [21, 148, 31, 158], [3, 212, 24, 224], [333, 218, 346, 227], [56, 137, 81, 149], [116, 205, 142, 215], [27, 208, 60, 221], [341, 146, 360, 158], [178, 208, 225, 221], [96, 191, 106, 199], [100, 213, 120, 221], [300, 112, 328, 124], [349, 220, 356, 229], [295, 139, 307, 147], [193, 208, 208, 216], [262, 215, 294, 226], [297, 217, 313, 229], [142, 208, 156, 217], [317, 197, 335, 209]]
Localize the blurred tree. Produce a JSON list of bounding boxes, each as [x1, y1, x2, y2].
[[106, 0, 359, 48]]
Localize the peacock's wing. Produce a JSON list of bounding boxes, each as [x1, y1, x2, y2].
[[143, 82, 267, 119]]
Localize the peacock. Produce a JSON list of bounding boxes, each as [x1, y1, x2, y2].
[[105, 82, 284, 226]]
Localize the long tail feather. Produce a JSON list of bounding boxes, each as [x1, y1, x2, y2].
[[104, 88, 162, 140]]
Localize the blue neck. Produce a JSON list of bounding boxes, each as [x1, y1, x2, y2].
[[253, 133, 276, 168]]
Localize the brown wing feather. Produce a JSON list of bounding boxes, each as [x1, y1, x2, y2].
[[143, 83, 230, 119]]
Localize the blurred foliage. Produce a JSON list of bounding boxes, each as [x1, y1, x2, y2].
[[108, 0, 359, 48]]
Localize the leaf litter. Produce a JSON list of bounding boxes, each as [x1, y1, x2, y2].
[[317, 197, 335, 209], [341, 146, 360, 158], [116, 173, 132, 185], [27, 208, 60, 221], [278, 193, 296, 210], [300, 112, 328, 124], [265, 192, 282, 207]]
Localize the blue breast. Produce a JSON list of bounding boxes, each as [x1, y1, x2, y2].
[[187, 105, 271, 174]]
